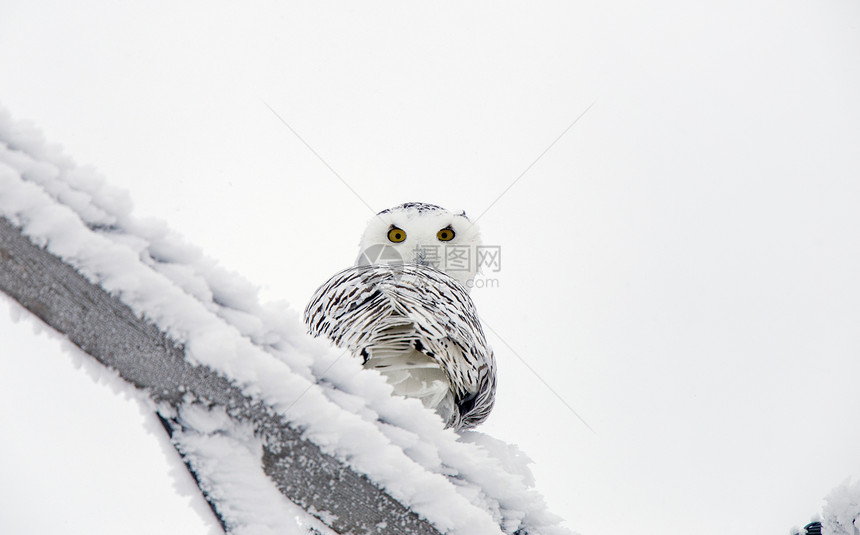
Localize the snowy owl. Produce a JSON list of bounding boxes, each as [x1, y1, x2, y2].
[[304, 202, 496, 429]]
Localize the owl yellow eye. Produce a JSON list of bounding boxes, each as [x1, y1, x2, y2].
[[387, 227, 406, 243], [437, 228, 455, 241]]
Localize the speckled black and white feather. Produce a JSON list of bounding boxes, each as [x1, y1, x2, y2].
[[305, 263, 496, 429]]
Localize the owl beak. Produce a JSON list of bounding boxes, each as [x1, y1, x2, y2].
[[415, 247, 428, 266]]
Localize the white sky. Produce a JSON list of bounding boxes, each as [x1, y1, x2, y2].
[[2, 1, 860, 534]]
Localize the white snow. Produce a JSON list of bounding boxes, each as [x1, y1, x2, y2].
[[823, 479, 860, 535], [169, 404, 339, 535], [0, 106, 571, 534]]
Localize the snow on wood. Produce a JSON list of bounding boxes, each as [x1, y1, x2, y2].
[[0, 106, 574, 535], [0, 216, 440, 535]]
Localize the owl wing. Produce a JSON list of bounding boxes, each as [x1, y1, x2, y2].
[[304, 264, 496, 429]]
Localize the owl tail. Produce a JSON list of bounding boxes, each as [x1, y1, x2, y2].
[[363, 348, 457, 426]]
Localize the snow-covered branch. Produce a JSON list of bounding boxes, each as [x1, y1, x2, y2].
[[0, 107, 573, 535], [0, 213, 443, 534]]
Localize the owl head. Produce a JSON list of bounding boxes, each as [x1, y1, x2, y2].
[[356, 202, 482, 289]]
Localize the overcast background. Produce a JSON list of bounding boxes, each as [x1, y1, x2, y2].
[[2, 1, 860, 534]]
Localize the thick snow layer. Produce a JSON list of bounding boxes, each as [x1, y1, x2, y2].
[[0, 105, 573, 535], [170, 404, 339, 535], [823, 479, 860, 535]]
